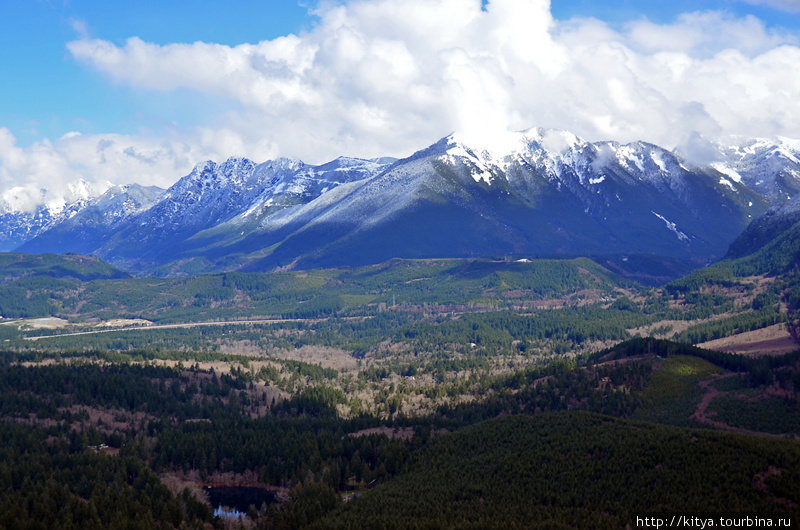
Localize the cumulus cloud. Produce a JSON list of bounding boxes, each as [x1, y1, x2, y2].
[[625, 11, 794, 56], [3, 0, 800, 205]]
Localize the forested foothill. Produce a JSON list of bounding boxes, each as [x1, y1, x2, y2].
[[0, 244, 799, 528]]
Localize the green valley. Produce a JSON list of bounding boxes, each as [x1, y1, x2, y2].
[[0, 245, 798, 529]]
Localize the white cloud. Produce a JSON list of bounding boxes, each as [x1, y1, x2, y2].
[[625, 11, 793, 56], [3, 0, 800, 205], [0, 126, 279, 212], [65, 0, 569, 162]]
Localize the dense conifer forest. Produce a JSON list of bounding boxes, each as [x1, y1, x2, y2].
[[0, 252, 798, 528]]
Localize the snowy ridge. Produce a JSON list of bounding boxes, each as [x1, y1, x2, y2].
[[442, 128, 593, 185], [13, 183, 166, 255], [704, 136, 800, 202], [440, 128, 694, 194], [0, 179, 102, 251], [4, 127, 800, 274], [239, 156, 394, 225], [84, 184, 165, 226]]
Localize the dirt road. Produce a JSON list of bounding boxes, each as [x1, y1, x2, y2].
[[23, 317, 333, 341]]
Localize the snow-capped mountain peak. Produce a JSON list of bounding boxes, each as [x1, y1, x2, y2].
[[4, 126, 799, 274], [439, 128, 690, 193], [170, 157, 256, 195], [0, 179, 104, 251], [441, 128, 592, 185], [702, 136, 800, 202]]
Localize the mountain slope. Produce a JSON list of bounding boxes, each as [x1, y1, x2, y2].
[[0, 252, 130, 284], [0, 181, 96, 252], [224, 129, 767, 271], [720, 197, 800, 276], [726, 195, 800, 261], [7, 128, 799, 277], [93, 156, 399, 273], [710, 136, 800, 203], [16, 184, 164, 256]]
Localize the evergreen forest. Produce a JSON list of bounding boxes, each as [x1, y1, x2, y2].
[[0, 251, 798, 529]]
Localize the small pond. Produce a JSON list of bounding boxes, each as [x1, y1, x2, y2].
[[207, 486, 276, 516]]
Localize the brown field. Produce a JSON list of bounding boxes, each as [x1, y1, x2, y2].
[[270, 345, 360, 372], [698, 324, 799, 356]]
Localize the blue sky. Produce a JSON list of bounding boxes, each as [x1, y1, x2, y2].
[[1, 0, 799, 208], [1, 1, 312, 144]]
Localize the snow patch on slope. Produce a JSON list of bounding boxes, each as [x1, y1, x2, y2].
[[710, 162, 742, 183], [652, 211, 689, 242], [615, 145, 645, 172], [444, 144, 495, 184], [651, 151, 667, 173]]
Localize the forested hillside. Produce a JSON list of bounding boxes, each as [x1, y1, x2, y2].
[[316, 413, 800, 529], [0, 245, 798, 528], [0, 255, 627, 321], [1, 335, 798, 528]]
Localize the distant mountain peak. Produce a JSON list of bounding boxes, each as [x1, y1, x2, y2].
[[1, 178, 98, 216], [702, 136, 800, 203], [3, 127, 798, 275]]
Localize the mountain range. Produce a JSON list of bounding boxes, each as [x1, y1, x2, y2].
[[3, 128, 799, 278]]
